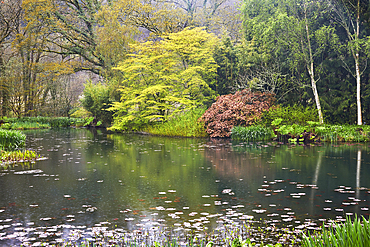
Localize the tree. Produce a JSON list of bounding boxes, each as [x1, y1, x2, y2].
[[327, 0, 370, 125], [109, 27, 219, 131], [0, 0, 22, 116]]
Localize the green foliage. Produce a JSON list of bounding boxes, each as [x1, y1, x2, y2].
[[0, 149, 38, 165], [0, 129, 26, 151], [81, 81, 113, 127], [302, 215, 370, 247], [200, 89, 275, 137], [145, 108, 208, 137], [69, 107, 93, 119], [262, 105, 319, 126], [231, 125, 274, 141], [3, 117, 81, 128], [314, 125, 370, 142], [109, 27, 219, 131]]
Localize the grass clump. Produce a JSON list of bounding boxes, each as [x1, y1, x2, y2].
[[0, 129, 26, 150], [145, 108, 208, 137], [0, 149, 38, 165], [231, 125, 274, 141], [2, 116, 85, 129], [302, 215, 370, 247]]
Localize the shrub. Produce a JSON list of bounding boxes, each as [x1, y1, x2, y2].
[[81, 81, 113, 126], [200, 89, 275, 137], [261, 104, 319, 126], [0, 129, 26, 151], [231, 125, 274, 141], [145, 108, 208, 137]]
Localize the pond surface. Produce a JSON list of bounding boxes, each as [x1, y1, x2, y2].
[[1, 128, 370, 246]]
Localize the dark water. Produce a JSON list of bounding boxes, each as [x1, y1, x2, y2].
[[1, 128, 370, 246]]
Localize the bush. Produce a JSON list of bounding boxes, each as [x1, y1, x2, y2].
[[81, 81, 113, 126], [261, 104, 319, 126], [0, 129, 26, 151], [145, 108, 208, 137], [231, 125, 274, 141], [200, 89, 275, 137]]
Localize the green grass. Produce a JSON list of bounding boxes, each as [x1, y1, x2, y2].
[[0, 129, 26, 150], [302, 215, 370, 247], [145, 108, 208, 137], [231, 125, 274, 142], [2, 116, 86, 129]]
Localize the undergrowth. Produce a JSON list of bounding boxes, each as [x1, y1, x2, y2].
[[145, 108, 208, 137]]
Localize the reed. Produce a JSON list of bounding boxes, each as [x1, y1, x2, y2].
[[302, 215, 370, 247], [0, 129, 26, 150], [231, 125, 274, 142]]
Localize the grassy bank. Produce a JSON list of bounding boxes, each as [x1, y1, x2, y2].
[[0, 116, 91, 130], [231, 124, 370, 143], [145, 108, 208, 137]]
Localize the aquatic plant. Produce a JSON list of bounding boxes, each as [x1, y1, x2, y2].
[[0, 149, 38, 165], [4, 116, 83, 128], [231, 125, 274, 141], [0, 129, 26, 150], [302, 215, 370, 247], [145, 108, 208, 137]]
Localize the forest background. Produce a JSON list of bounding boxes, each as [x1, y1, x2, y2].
[[0, 0, 370, 134]]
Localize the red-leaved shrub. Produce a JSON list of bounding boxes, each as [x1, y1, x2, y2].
[[200, 89, 275, 137]]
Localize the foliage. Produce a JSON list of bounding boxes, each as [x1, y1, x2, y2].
[[231, 125, 274, 142], [200, 89, 275, 137], [69, 108, 93, 119], [109, 27, 219, 131], [314, 124, 370, 142], [302, 215, 370, 247], [4, 117, 83, 128], [0, 129, 26, 151], [261, 105, 319, 126], [0, 149, 38, 165], [145, 108, 208, 137], [81, 81, 113, 127]]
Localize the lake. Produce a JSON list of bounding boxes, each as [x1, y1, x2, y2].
[[0, 128, 369, 246]]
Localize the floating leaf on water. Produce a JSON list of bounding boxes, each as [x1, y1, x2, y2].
[[168, 190, 176, 193], [222, 189, 232, 194], [202, 195, 210, 198], [323, 208, 332, 211], [183, 207, 189, 210], [269, 204, 276, 207], [166, 208, 176, 211], [158, 192, 166, 195], [252, 209, 266, 214], [203, 204, 211, 207], [63, 195, 71, 198], [29, 205, 38, 208], [97, 180, 103, 183], [214, 201, 221, 206], [324, 200, 332, 203], [361, 208, 369, 211], [125, 218, 134, 221]]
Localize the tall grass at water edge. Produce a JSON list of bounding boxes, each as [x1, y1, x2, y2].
[[3, 116, 84, 128], [302, 215, 370, 247], [0, 129, 26, 150], [145, 109, 208, 137], [231, 126, 274, 142]]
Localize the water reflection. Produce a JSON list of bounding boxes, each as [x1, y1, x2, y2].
[[0, 129, 369, 245]]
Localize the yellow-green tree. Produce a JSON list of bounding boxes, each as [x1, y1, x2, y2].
[[108, 27, 219, 131]]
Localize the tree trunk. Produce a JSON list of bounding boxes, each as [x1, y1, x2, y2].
[[355, 0, 362, 125], [304, 4, 324, 124]]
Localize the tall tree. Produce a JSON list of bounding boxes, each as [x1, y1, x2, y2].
[[0, 0, 22, 116], [327, 0, 370, 125]]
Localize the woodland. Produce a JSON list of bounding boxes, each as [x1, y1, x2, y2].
[[0, 0, 370, 132]]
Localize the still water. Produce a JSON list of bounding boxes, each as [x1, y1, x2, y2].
[[0, 128, 370, 245]]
